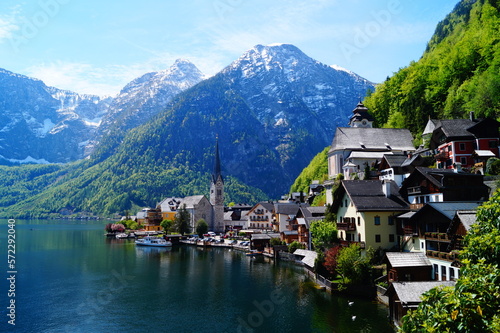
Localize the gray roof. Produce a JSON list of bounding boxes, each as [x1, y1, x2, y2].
[[251, 233, 280, 240], [274, 203, 305, 215], [341, 180, 409, 212], [382, 154, 408, 168], [398, 211, 416, 219], [455, 210, 477, 231], [330, 127, 415, 153], [180, 195, 207, 208], [386, 252, 431, 268], [424, 202, 480, 220], [293, 249, 318, 268], [435, 119, 479, 138], [306, 206, 326, 215], [423, 119, 439, 135], [388, 281, 456, 304], [282, 230, 298, 236]]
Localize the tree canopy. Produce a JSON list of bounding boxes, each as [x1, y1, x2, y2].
[[310, 220, 338, 251]]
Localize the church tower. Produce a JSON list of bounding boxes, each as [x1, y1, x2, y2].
[[210, 137, 224, 232], [348, 101, 374, 128]]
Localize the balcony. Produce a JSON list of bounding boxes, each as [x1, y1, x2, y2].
[[408, 186, 429, 195], [337, 222, 356, 231], [401, 226, 418, 236], [426, 250, 457, 262], [435, 150, 450, 162], [425, 232, 451, 242]]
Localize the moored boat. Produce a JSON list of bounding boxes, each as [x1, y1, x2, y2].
[[135, 236, 172, 247], [245, 250, 263, 256]]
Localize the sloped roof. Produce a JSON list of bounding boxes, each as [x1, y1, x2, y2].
[[382, 154, 408, 168], [455, 210, 477, 231], [180, 195, 207, 208], [387, 281, 456, 304], [474, 150, 496, 157], [341, 180, 409, 212], [274, 203, 304, 215], [293, 249, 318, 268], [330, 127, 415, 153], [282, 230, 298, 236], [305, 206, 326, 215], [421, 202, 480, 220], [423, 119, 439, 135], [436, 119, 479, 138], [386, 252, 431, 268]]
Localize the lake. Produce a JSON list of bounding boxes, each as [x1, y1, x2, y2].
[[0, 220, 394, 332]]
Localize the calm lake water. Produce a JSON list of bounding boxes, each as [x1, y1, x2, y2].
[[0, 220, 394, 333]]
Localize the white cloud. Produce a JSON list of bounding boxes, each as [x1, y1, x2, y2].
[[0, 12, 20, 41]]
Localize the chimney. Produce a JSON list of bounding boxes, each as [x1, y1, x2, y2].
[[470, 111, 475, 121], [382, 180, 391, 198]]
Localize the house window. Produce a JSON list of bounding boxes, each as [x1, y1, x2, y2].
[[489, 140, 498, 148], [389, 234, 395, 242], [388, 216, 394, 225], [345, 199, 348, 207], [375, 234, 381, 243], [357, 217, 360, 226], [449, 267, 455, 281], [459, 143, 466, 151], [460, 157, 467, 165], [374, 216, 380, 225]]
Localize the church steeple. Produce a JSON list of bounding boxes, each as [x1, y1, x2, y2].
[[212, 136, 223, 184], [210, 136, 224, 232], [348, 101, 374, 128]]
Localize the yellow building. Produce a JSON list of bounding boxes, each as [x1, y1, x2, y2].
[[332, 180, 409, 251]]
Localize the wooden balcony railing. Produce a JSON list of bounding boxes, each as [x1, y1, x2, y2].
[[337, 222, 356, 231], [426, 250, 457, 262], [425, 232, 451, 242]]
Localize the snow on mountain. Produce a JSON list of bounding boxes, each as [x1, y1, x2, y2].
[[94, 59, 205, 144], [0, 68, 112, 164]]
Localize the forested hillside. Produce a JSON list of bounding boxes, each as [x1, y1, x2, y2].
[[289, 147, 329, 194], [364, 0, 500, 141]]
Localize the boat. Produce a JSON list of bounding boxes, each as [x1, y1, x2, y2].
[[245, 250, 263, 256], [135, 236, 172, 247], [116, 233, 129, 239]]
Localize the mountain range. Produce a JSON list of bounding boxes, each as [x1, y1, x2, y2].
[[0, 43, 374, 217]]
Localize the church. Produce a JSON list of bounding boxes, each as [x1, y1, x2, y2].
[[327, 102, 416, 180]]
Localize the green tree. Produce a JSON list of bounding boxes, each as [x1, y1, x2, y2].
[[288, 240, 305, 253], [336, 244, 372, 286], [174, 204, 191, 235], [195, 219, 208, 237], [310, 220, 338, 251], [160, 219, 174, 234], [400, 189, 500, 332]]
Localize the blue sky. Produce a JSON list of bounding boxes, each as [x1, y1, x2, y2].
[[0, 0, 458, 96]]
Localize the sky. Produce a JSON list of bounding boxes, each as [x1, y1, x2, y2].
[[0, 0, 459, 97]]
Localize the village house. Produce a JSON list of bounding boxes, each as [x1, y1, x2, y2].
[[385, 252, 432, 283], [246, 202, 274, 231], [179, 195, 213, 232], [136, 207, 162, 231], [281, 206, 325, 249], [223, 208, 249, 232], [404, 202, 480, 281], [385, 281, 456, 327], [331, 180, 409, 251], [157, 197, 183, 221], [424, 113, 500, 172], [273, 202, 308, 232], [399, 167, 490, 210]]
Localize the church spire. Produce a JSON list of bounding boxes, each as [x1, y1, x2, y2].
[[212, 135, 223, 184]]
